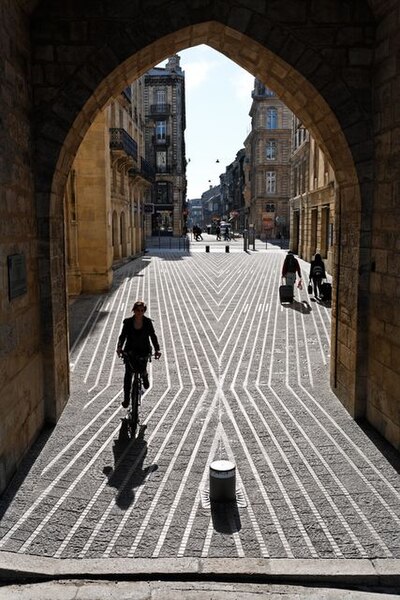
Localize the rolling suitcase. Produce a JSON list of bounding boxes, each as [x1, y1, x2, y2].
[[320, 282, 332, 302], [279, 284, 293, 303]]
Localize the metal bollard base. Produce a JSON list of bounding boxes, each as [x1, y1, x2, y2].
[[225, 245, 229, 253], [205, 245, 210, 252]]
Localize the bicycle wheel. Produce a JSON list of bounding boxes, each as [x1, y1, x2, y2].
[[128, 375, 140, 438]]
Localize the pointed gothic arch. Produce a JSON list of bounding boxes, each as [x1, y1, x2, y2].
[[3, 1, 395, 485]]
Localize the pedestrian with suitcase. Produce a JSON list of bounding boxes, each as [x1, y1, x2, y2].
[[309, 253, 326, 300], [320, 280, 332, 303], [280, 251, 302, 302]]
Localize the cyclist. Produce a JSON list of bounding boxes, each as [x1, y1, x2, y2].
[[116, 300, 161, 408]]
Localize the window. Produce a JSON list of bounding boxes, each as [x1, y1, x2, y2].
[[155, 182, 169, 204], [265, 203, 275, 212], [266, 140, 277, 160], [155, 121, 166, 140], [156, 151, 167, 172], [155, 88, 166, 104], [266, 171, 276, 193], [266, 108, 278, 129]]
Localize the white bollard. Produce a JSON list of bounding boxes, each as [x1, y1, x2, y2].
[[209, 460, 236, 502]]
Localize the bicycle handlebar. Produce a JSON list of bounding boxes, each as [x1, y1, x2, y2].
[[118, 350, 161, 368]]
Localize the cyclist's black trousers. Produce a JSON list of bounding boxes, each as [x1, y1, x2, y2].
[[123, 357, 148, 401]]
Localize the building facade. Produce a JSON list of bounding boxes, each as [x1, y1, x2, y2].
[[201, 184, 223, 230], [143, 55, 187, 237], [64, 80, 153, 296], [220, 149, 246, 233], [187, 198, 203, 231], [244, 79, 292, 239], [289, 115, 336, 273]]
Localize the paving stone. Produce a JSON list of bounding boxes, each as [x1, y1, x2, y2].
[[0, 241, 400, 589]]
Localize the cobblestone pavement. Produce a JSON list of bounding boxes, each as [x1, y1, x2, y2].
[[1, 237, 400, 575]]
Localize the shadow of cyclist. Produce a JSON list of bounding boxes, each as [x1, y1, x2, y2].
[[103, 424, 158, 509]]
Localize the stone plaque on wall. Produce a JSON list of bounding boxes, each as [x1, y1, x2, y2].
[[8, 253, 27, 300]]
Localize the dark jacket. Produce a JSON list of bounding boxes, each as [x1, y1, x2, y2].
[[282, 253, 301, 277], [117, 316, 160, 356], [310, 258, 326, 280]]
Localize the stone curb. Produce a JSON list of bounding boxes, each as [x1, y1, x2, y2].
[[1, 552, 400, 588]]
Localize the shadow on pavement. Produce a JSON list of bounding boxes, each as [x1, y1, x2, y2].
[[359, 421, 400, 475], [282, 300, 312, 314], [0, 425, 54, 519], [103, 424, 158, 510], [211, 500, 242, 534]]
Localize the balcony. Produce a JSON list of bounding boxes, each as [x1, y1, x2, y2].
[[139, 157, 155, 181], [129, 157, 155, 183], [149, 103, 171, 115], [152, 135, 170, 146], [109, 128, 138, 161]]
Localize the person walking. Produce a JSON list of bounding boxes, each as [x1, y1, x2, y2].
[[215, 225, 221, 240], [193, 225, 203, 241], [281, 250, 302, 292], [309, 253, 326, 299], [116, 300, 161, 408]]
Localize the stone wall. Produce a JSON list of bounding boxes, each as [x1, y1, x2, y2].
[[71, 111, 113, 294], [0, 2, 45, 492], [368, 4, 400, 448]]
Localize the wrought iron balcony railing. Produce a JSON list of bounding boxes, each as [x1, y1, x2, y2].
[[152, 135, 170, 146], [109, 128, 138, 161], [129, 157, 155, 182], [139, 157, 155, 181], [149, 103, 171, 115]]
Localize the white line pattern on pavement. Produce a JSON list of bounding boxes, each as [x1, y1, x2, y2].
[[0, 249, 399, 562]]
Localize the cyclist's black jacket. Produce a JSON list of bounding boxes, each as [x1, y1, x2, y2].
[[117, 316, 160, 357]]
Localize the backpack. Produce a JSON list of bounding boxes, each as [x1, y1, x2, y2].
[[285, 254, 297, 272], [313, 265, 323, 278]]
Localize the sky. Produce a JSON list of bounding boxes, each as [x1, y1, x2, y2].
[[158, 45, 254, 200]]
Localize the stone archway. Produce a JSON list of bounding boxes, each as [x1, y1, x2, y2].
[[29, 3, 375, 436]]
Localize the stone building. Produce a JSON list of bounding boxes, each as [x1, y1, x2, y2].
[[289, 116, 336, 274], [220, 149, 246, 232], [1, 1, 400, 493], [64, 80, 153, 296], [201, 184, 223, 229], [143, 55, 187, 237], [244, 79, 292, 239], [187, 198, 203, 231]]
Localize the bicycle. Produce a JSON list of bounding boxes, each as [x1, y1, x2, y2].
[[121, 352, 150, 438]]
